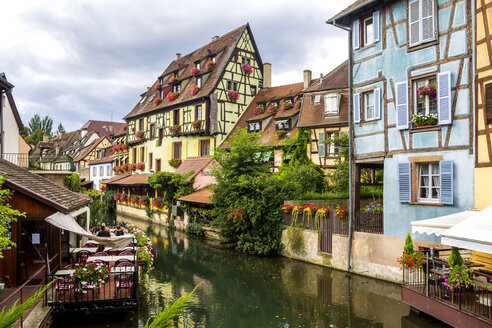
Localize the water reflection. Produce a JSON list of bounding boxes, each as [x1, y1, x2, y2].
[[52, 216, 446, 328]]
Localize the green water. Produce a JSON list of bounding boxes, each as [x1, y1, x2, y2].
[[52, 217, 447, 328]]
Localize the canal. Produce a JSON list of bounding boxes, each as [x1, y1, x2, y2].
[[53, 217, 447, 327]]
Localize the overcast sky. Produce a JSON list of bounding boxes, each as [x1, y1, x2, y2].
[[1, 0, 353, 131]]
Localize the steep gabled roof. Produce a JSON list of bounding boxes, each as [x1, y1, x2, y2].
[[105, 174, 152, 185], [328, 0, 379, 26], [0, 158, 90, 213], [73, 137, 107, 162], [124, 24, 253, 120], [0, 73, 23, 131], [80, 120, 125, 139], [177, 186, 213, 204], [175, 157, 214, 181]]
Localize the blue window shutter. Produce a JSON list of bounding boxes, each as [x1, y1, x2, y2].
[[409, 0, 420, 47], [373, 10, 380, 42], [395, 81, 409, 130], [374, 88, 381, 120], [438, 71, 452, 125], [318, 132, 326, 158], [352, 20, 360, 50], [398, 163, 411, 203], [353, 93, 360, 123], [440, 160, 453, 205]]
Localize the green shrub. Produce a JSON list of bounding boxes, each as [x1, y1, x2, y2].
[[186, 220, 204, 237], [403, 233, 414, 255], [448, 246, 463, 267], [64, 173, 81, 192]]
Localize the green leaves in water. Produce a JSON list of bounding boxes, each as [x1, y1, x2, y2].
[[144, 283, 200, 328]]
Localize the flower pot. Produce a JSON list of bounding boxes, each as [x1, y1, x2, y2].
[[337, 212, 347, 219]]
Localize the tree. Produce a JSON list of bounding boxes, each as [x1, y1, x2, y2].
[[64, 174, 81, 193], [0, 176, 25, 258], [25, 129, 45, 146], [57, 123, 65, 135], [403, 232, 414, 255], [27, 114, 53, 136], [325, 132, 349, 193]]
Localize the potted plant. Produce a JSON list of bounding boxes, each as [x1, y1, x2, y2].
[[154, 82, 161, 90], [417, 83, 437, 99], [166, 91, 179, 102], [254, 105, 265, 115], [169, 159, 182, 169], [241, 63, 253, 75], [205, 60, 215, 70], [190, 84, 200, 96], [72, 262, 110, 292], [153, 97, 162, 106], [397, 233, 426, 273], [137, 247, 154, 272], [128, 164, 136, 171], [190, 67, 200, 76], [192, 120, 202, 130], [412, 114, 438, 127], [267, 103, 279, 114], [228, 91, 239, 103], [169, 125, 181, 135], [134, 130, 145, 139], [283, 204, 292, 213], [136, 162, 145, 170], [336, 206, 347, 219], [280, 101, 293, 111], [152, 197, 163, 208], [168, 76, 177, 84]]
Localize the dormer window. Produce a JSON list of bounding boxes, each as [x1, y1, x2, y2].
[[324, 93, 340, 116], [314, 95, 321, 104], [241, 57, 251, 65], [211, 56, 216, 63], [196, 77, 202, 88], [149, 95, 156, 103], [195, 61, 201, 69], [172, 84, 181, 93], [275, 119, 290, 131], [248, 121, 261, 132], [140, 96, 147, 104], [227, 81, 238, 91]]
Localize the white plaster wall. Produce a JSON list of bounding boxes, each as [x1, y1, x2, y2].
[[2, 94, 20, 155], [89, 163, 113, 190]]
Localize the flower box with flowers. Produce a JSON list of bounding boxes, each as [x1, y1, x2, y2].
[[336, 207, 347, 218], [267, 103, 279, 114], [134, 131, 145, 139], [291, 205, 303, 215], [280, 101, 293, 111], [121, 144, 128, 152], [139, 196, 149, 207], [111, 145, 118, 152], [228, 91, 239, 103], [154, 82, 161, 90], [130, 195, 140, 203], [128, 164, 136, 171], [397, 248, 426, 273], [254, 105, 265, 115], [303, 205, 316, 216], [412, 114, 438, 127], [153, 97, 162, 106], [190, 67, 200, 76], [283, 204, 292, 213], [136, 162, 145, 170], [72, 262, 110, 292], [205, 60, 215, 70], [169, 125, 181, 135], [241, 63, 253, 75], [113, 193, 119, 201], [119, 194, 127, 202], [417, 83, 436, 98], [166, 91, 179, 102], [137, 246, 154, 272], [152, 197, 163, 208], [192, 120, 203, 130], [294, 100, 301, 110], [169, 159, 182, 169], [190, 84, 200, 96], [168, 76, 177, 84]]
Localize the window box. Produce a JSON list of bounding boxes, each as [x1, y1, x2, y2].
[[168, 76, 177, 84], [205, 60, 215, 70], [241, 63, 253, 75], [190, 67, 200, 76], [280, 101, 293, 111], [267, 103, 278, 114], [190, 84, 200, 96], [254, 105, 265, 115], [153, 82, 161, 90], [134, 131, 145, 140], [169, 159, 182, 169], [228, 91, 239, 103], [192, 120, 203, 130], [166, 91, 179, 102], [169, 125, 181, 135], [153, 97, 162, 106]]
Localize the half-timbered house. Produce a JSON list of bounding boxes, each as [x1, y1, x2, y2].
[[123, 24, 263, 174], [329, 0, 474, 241]]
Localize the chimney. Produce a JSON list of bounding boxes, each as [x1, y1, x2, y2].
[[108, 125, 113, 133], [319, 73, 324, 83], [43, 133, 49, 143], [303, 70, 312, 89], [263, 63, 272, 89], [176, 53, 181, 59], [212, 35, 219, 42]]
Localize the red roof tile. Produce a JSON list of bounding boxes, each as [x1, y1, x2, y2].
[[175, 157, 214, 181], [107, 174, 152, 185], [101, 174, 129, 184], [178, 187, 213, 204]]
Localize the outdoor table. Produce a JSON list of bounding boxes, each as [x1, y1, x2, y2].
[[70, 247, 98, 253], [54, 266, 135, 276], [87, 255, 135, 264], [103, 246, 134, 252]]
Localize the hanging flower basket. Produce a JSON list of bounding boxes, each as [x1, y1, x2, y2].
[[267, 103, 278, 114], [192, 120, 202, 130], [190, 84, 200, 96], [190, 67, 200, 76], [205, 60, 215, 70], [228, 91, 239, 103], [336, 207, 347, 219], [303, 205, 316, 216], [153, 97, 162, 106], [153, 82, 161, 90], [134, 130, 144, 139], [168, 76, 177, 84], [169, 159, 182, 169], [169, 125, 181, 135], [254, 105, 265, 115], [283, 204, 292, 213], [241, 63, 253, 75], [417, 83, 437, 98], [166, 91, 179, 102], [280, 101, 293, 111]]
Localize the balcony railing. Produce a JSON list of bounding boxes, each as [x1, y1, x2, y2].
[[2, 153, 75, 171]]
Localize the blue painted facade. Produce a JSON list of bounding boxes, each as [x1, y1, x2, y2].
[[332, 0, 474, 240]]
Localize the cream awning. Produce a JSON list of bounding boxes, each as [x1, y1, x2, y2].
[[441, 206, 492, 254], [411, 210, 477, 236]]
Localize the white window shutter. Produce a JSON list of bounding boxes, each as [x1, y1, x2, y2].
[[398, 163, 412, 203], [353, 93, 360, 123], [409, 0, 420, 47], [352, 19, 360, 50], [395, 81, 409, 130], [318, 132, 326, 158], [421, 0, 435, 43], [373, 10, 380, 42], [440, 160, 453, 205], [438, 71, 452, 125], [374, 88, 381, 120]]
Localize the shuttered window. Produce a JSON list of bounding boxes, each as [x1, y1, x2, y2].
[[374, 88, 381, 119], [396, 81, 409, 129], [486, 84, 492, 125], [398, 163, 412, 203], [409, 0, 436, 47], [352, 19, 360, 50], [353, 93, 360, 123], [318, 132, 326, 158], [440, 160, 453, 205], [437, 71, 452, 125], [373, 10, 380, 42]]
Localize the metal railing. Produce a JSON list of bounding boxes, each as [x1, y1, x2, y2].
[[403, 249, 492, 323], [0, 254, 59, 328], [354, 211, 384, 234], [1, 153, 74, 171]]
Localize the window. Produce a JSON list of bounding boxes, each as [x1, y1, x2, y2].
[[275, 119, 290, 131], [150, 124, 155, 139], [363, 17, 374, 46], [413, 77, 437, 116], [157, 128, 163, 146], [231, 55, 236, 62], [172, 84, 181, 93], [106, 165, 111, 176], [149, 153, 153, 170], [195, 61, 201, 69], [409, 0, 436, 47], [418, 162, 440, 202], [173, 109, 180, 125], [242, 57, 250, 65], [324, 94, 339, 116], [139, 119, 144, 131], [195, 105, 202, 121], [140, 96, 147, 104], [486, 83, 492, 125], [363, 92, 375, 120], [248, 122, 261, 132], [233, 82, 238, 91], [196, 77, 202, 88], [211, 56, 216, 63], [200, 139, 210, 156], [92, 167, 97, 177], [99, 166, 103, 176], [132, 148, 137, 164], [140, 147, 145, 163], [251, 86, 257, 96], [173, 142, 182, 159], [155, 159, 161, 172], [314, 95, 321, 104]]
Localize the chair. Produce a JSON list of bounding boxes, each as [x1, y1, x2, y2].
[[108, 250, 120, 256], [115, 259, 134, 267], [119, 250, 134, 256], [84, 243, 98, 248], [94, 252, 109, 257], [77, 250, 90, 264], [115, 263, 133, 298], [55, 276, 75, 302]]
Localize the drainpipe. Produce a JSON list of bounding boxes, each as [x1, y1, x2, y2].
[[0, 88, 3, 157]]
